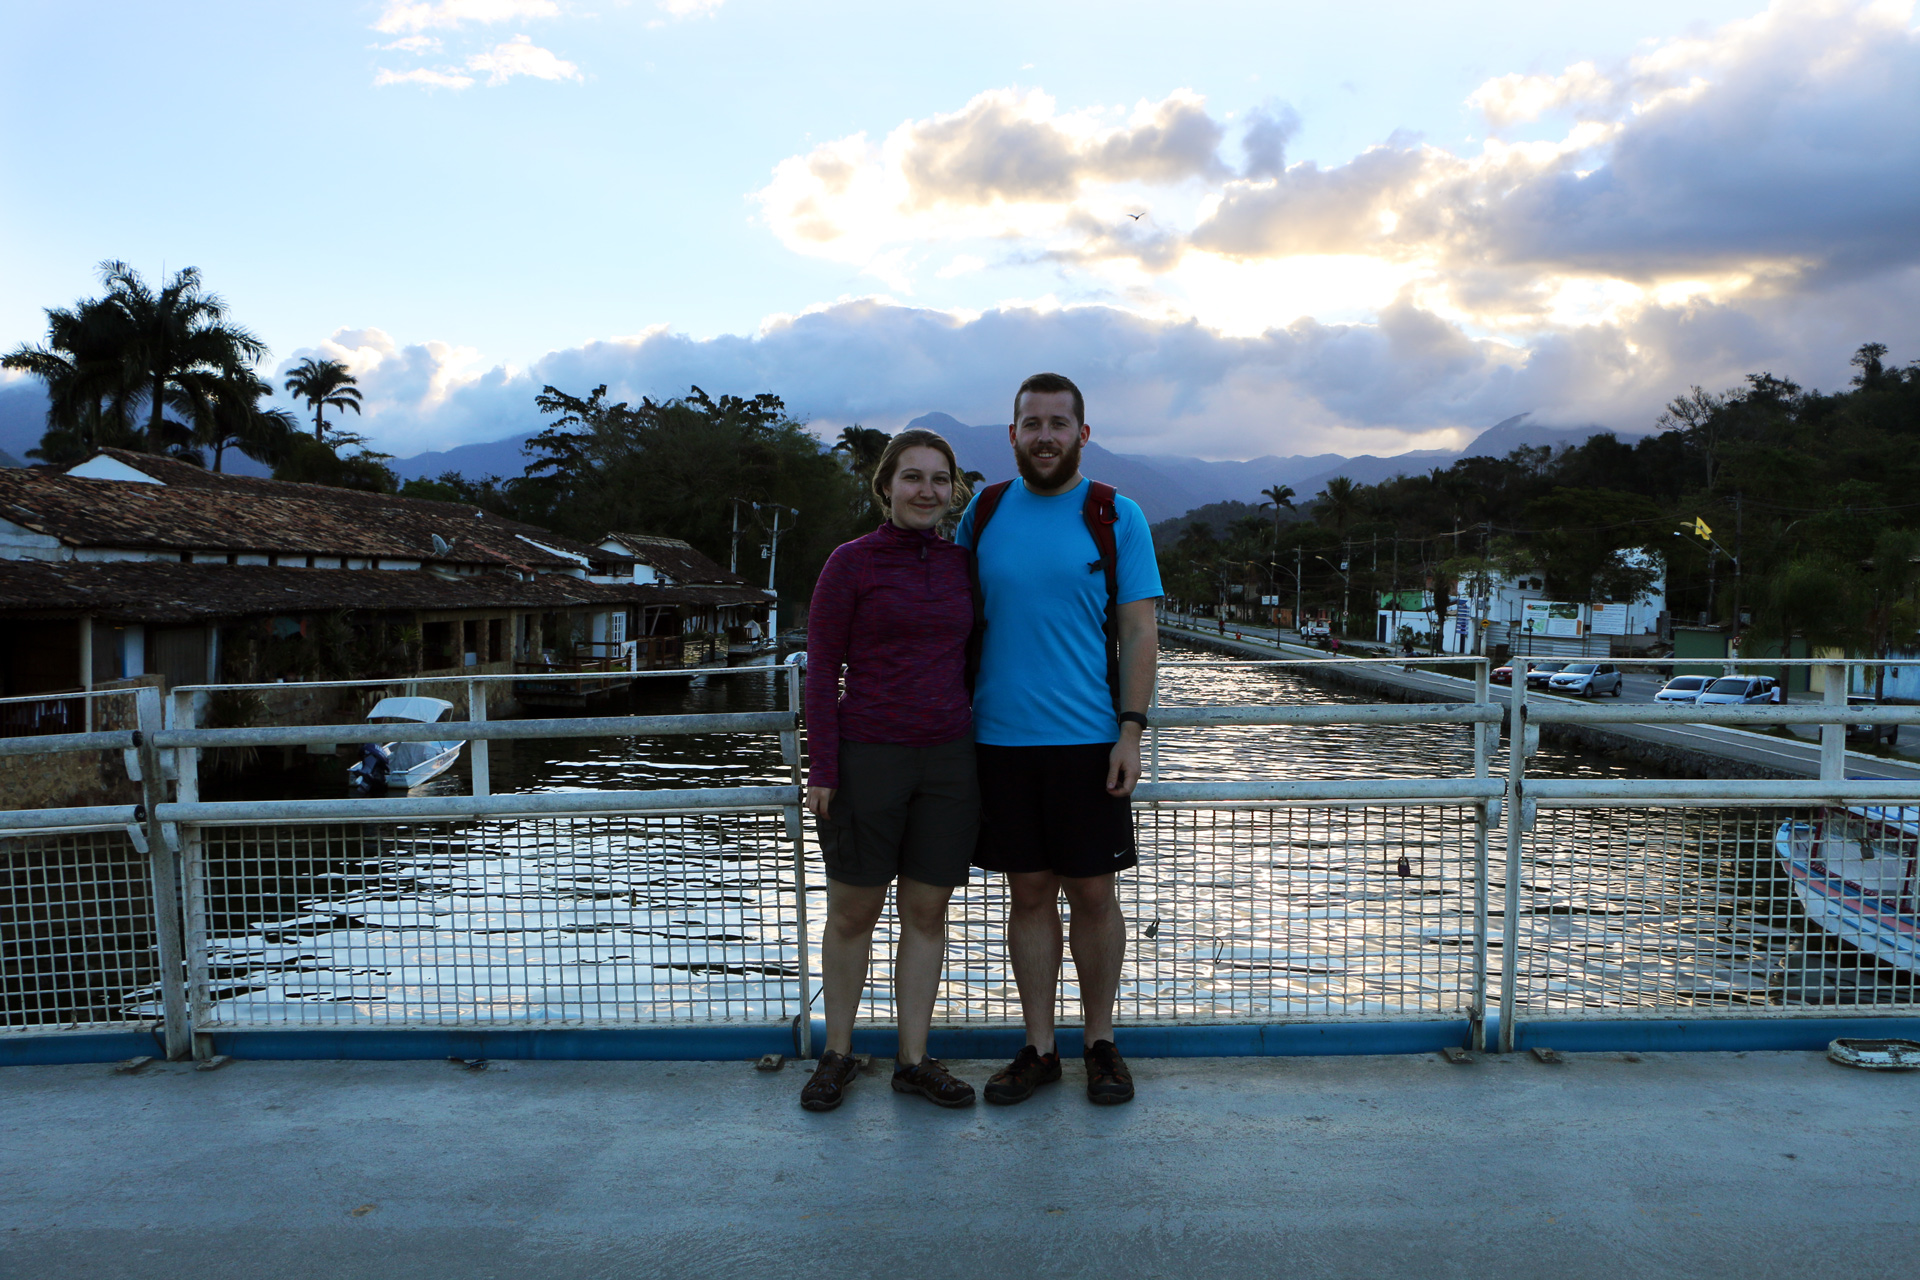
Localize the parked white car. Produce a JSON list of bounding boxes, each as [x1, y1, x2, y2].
[[1695, 675, 1779, 706], [1547, 662, 1625, 697], [1654, 675, 1712, 704]]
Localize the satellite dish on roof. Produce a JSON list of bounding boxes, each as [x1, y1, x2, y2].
[[430, 534, 452, 557]]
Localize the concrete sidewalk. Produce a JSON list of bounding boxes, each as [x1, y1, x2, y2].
[[4, 1051, 1915, 1279]]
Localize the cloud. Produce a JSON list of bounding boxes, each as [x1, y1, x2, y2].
[[657, 0, 725, 15], [374, 0, 559, 34], [373, 66, 477, 90], [466, 34, 581, 85], [755, 88, 1227, 269], [314, 248, 1920, 467], [752, 0, 1920, 343], [375, 34, 581, 89]]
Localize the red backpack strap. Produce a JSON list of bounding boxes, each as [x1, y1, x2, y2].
[[1083, 481, 1123, 714], [963, 480, 1014, 693]]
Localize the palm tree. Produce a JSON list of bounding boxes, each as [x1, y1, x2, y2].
[[282, 357, 364, 441], [184, 369, 298, 472], [1316, 475, 1360, 532], [1259, 482, 1295, 545], [831, 425, 891, 484], [4, 293, 148, 463], [93, 261, 266, 454]]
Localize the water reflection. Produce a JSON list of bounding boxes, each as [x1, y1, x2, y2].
[[103, 647, 1907, 1027]]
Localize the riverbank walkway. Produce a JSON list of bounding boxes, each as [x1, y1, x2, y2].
[[1161, 618, 1920, 781], [6, 1051, 1914, 1279]]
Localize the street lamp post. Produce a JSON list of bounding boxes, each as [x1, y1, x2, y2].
[[1316, 555, 1352, 639]]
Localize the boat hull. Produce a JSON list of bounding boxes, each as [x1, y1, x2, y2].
[[1776, 808, 1920, 977], [348, 740, 464, 791]]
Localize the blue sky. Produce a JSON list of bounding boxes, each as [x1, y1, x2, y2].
[[4, 0, 1917, 461]]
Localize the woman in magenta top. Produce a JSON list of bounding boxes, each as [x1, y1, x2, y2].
[[799, 428, 978, 1111]]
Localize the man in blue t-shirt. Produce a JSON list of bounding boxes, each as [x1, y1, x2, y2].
[[955, 371, 1162, 1107]]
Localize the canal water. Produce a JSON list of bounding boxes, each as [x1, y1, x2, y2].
[[107, 638, 1879, 1034]]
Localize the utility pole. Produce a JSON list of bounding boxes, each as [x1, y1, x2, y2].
[[765, 505, 797, 643], [1294, 546, 1303, 634], [1731, 493, 1744, 654], [1342, 541, 1352, 639], [729, 498, 746, 575]]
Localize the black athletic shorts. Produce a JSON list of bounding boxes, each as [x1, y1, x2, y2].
[[973, 742, 1138, 879], [817, 737, 979, 888]]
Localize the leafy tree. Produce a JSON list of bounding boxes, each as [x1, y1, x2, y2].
[[272, 431, 397, 492], [282, 357, 364, 441], [517, 384, 864, 605]]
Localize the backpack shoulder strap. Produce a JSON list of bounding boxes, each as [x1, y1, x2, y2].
[[1083, 481, 1123, 714], [962, 480, 1013, 693], [970, 479, 1014, 542]]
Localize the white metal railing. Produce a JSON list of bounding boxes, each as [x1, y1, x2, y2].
[[4, 656, 1916, 1060]]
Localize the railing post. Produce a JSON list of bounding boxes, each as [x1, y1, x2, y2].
[[166, 688, 215, 1060], [468, 678, 491, 798], [1821, 664, 1847, 781], [134, 686, 190, 1061], [1470, 656, 1491, 1052], [783, 658, 813, 1058], [1499, 664, 1526, 1054]]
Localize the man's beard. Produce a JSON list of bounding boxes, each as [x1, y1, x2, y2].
[[1015, 435, 1083, 490]]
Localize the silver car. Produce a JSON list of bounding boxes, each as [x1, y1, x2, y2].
[[1695, 676, 1778, 706], [1548, 662, 1624, 697], [1654, 675, 1711, 704]]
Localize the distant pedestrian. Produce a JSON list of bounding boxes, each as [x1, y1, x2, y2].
[[958, 371, 1162, 1107], [800, 429, 979, 1112]]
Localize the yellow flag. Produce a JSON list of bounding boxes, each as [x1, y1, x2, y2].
[[1693, 517, 1712, 540]]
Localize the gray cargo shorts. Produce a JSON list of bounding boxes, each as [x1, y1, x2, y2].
[[818, 736, 980, 888]]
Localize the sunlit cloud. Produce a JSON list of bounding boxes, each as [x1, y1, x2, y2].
[[375, 33, 581, 89], [752, 0, 1920, 347], [657, 0, 726, 16], [466, 34, 581, 85], [374, 0, 560, 34], [373, 66, 477, 90]]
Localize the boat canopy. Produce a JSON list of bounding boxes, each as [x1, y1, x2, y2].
[[366, 696, 454, 724]]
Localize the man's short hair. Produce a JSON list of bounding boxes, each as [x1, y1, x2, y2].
[[1014, 372, 1084, 427]]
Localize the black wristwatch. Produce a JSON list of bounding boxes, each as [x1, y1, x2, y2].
[[1118, 711, 1150, 730]]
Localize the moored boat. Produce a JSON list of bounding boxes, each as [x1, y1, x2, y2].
[[1775, 806, 1920, 976], [347, 696, 464, 791]]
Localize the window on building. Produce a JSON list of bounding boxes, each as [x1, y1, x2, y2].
[[422, 621, 454, 669]]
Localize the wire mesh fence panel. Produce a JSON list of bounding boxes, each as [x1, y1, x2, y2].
[[2, 828, 161, 1030], [827, 804, 1483, 1027], [1513, 806, 1920, 1014], [181, 811, 801, 1028]]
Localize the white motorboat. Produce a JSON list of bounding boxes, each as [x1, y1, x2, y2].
[[347, 696, 464, 791], [1775, 806, 1920, 976]]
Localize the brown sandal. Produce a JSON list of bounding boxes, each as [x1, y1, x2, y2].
[[890, 1055, 976, 1107], [800, 1050, 862, 1111]]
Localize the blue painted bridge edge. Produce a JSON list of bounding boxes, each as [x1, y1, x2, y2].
[[6, 1016, 1919, 1065]]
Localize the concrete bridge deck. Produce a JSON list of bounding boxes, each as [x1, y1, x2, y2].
[[5, 1050, 1915, 1279]]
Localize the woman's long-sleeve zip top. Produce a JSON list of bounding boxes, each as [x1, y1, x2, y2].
[[804, 521, 974, 788]]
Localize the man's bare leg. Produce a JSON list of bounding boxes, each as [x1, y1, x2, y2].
[[1005, 870, 1063, 1053], [1061, 873, 1124, 1045]]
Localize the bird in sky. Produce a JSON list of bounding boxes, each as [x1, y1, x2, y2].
[[1126, 212, 1146, 221]]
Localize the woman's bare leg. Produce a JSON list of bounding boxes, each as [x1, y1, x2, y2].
[[821, 879, 888, 1056], [892, 877, 955, 1063]]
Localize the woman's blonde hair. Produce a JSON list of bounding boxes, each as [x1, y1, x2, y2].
[[871, 428, 972, 514]]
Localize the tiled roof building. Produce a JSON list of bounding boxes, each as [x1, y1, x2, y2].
[[0, 451, 771, 712]]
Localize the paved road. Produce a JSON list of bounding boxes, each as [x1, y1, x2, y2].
[[5, 1053, 1913, 1280], [1159, 620, 1920, 781]]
